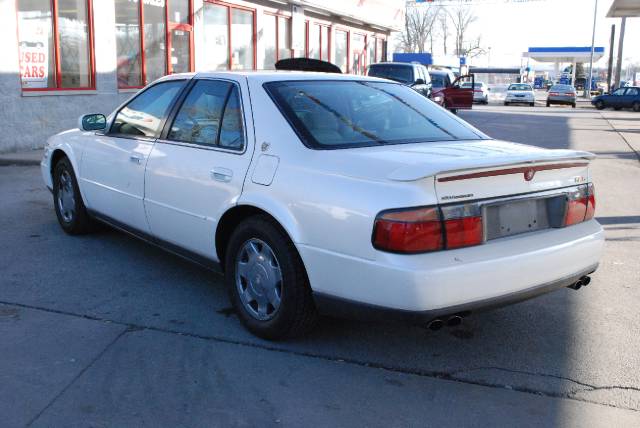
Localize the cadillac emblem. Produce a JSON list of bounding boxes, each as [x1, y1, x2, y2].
[[524, 169, 536, 181]]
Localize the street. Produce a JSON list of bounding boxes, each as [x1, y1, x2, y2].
[[1, 105, 639, 427]]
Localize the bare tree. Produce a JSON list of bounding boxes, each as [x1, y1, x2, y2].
[[438, 10, 449, 55], [446, 2, 478, 57], [398, 4, 440, 53]]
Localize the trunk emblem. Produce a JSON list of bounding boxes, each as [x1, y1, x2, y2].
[[524, 169, 536, 181]]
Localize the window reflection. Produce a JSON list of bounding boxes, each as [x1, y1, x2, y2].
[[115, 0, 142, 87], [203, 4, 229, 71], [263, 14, 277, 70], [231, 9, 254, 70], [144, 2, 167, 83]]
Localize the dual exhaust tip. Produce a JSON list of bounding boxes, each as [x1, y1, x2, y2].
[[568, 275, 591, 290], [427, 314, 463, 331]]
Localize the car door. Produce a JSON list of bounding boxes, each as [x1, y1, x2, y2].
[[411, 66, 429, 97], [445, 74, 474, 109], [144, 77, 254, 260], [609, 88, 626, 108], [622, 88, 639, 108], [79, 79, 187, 233]]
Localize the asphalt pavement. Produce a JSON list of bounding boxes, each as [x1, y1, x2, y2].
[[1, 105, 639, 427]]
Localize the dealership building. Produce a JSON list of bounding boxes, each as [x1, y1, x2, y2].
[[0, 0, 403, 153]]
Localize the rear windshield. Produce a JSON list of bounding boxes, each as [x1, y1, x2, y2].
[[367, 65, 413, 84], [550, 85, 575, 91], [508, 84, 532, 91], [264, 80, 487, 149], [430, 74, 447, 88]]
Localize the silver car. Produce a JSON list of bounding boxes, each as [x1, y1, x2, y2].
[[461, 81, 489, 104], [547, 84, 577, 108]]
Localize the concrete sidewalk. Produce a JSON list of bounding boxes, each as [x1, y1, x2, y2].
[[0, 149, 43, 166]]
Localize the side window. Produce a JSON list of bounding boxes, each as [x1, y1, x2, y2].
[[219, 86, 245, 150], [613, 88, 626, 96], [626, 88, 638, 96], [111, 80, 185, 138], [168, 80, 245, 150]]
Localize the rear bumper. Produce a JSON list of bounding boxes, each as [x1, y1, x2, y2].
[[314, 263, 597, 323], [299, 220, 604, 314], [548, 97, 576, 104]]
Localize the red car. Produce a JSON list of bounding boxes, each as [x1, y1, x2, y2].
[[429, 69, 474, 113]]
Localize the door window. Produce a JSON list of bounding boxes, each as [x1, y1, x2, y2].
[[111, 80, 185, 138], [613, 88, 626, 96], [626, 88, 638, 96], [168, 80, 245, 150]]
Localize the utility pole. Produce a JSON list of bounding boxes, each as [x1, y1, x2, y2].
[[614, 17, 626, 89], [607, 24, 615, 93], [585, 0, 597, 98]]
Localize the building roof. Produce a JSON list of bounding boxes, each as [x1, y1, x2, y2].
[[607, 0, 640, 17]]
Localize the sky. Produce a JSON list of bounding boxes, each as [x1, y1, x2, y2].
[[424, 0, 640, 70]]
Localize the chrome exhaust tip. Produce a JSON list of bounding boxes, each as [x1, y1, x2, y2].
[[580, 276, 591, 286], [569, 280, 583, 290], [446, 315, 463, 327], [427, 319, 444, 331]]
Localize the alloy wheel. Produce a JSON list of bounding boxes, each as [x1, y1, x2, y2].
[[57, 169, 76, 223]]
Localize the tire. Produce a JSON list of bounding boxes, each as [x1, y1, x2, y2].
[[633, 102, 640, 112], [504, 102, 509, 106], [595, 100, 605, 110], [449, 108, 458, 115], [546, 101, 550, 107], [225, 215, 318, 340], [614, 107, 622, 111], [52, 157, 93, 235], [572, 103, 576, 109], [529, 102, 535, 107]]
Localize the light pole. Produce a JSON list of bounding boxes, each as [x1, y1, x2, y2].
[[586, 0, 598, 98]]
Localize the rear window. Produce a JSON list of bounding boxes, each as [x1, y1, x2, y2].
[[508, 84, 533, 91], [430, 74, 447, 88], [367, 65, 413, 84], [264, 80, 487, 149], [550, 85, 575, 92]]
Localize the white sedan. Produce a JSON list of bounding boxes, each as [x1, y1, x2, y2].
[[504, 83, 536, 106], [41, 72, 603, 339]]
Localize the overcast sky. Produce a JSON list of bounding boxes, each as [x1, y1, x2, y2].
[[428, 0, 640, 69]]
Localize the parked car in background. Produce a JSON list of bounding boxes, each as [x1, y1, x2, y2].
[[504, 83, 535, 106], [461, 81, 489, 104], [42, 72, 603, 340], [592, 86, 640, 111], [367, 62, 432, 98], [429, 69, 474, 113], [546, 84, 577, 108]]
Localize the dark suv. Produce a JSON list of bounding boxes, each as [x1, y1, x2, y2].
[[367, 62, 432, 98]]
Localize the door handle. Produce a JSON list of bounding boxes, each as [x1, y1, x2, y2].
[[210, 167, 233, 182], [129, 154, 144, 165]]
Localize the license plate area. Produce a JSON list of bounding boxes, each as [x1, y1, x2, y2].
[[483, 195, 566, 241]]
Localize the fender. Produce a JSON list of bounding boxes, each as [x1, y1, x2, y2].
[[236, 191, 304, 245], [45, 129, 90, 202]]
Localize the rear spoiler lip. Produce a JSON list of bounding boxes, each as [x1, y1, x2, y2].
[[388, 150, 596, 182]]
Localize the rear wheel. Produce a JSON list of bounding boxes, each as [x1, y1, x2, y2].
[[595, 100, 605, 110], [52, 157, 93, 235], [614, 106, 622, 111], [504, 102, 509, 106], [529, 102, 535, 107], [546, 101, 550, 107], [572, 103, 576, 109], [225, 215, 318, 340], [633, 102, 640, 112]]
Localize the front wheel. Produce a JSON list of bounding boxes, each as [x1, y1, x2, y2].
[[52, 157, 93, 235], [225, 215, 318, 340], [504, 102, 509, 106], [546, 101, 550, 107], [529, 102, 535, 107], [572, 103, 576, 109], [595, 100, 605, 110]]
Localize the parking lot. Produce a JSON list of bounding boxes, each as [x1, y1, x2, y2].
[[1, 104, 639, 426]]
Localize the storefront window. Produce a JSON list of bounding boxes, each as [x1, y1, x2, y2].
[[115, 0, 142, 87], [115, 0, 193, 88], [231, 9, 253, 70], [263, 14, 277, 69], [367, 37, 375, 67], [351, 33, 365, 75], [17, 0, 94, 90], [334, 30, 347, 73], [308, 23, 319, 59], [320, 26, 329, 61], [204, 3, 254, 71], [203, 3, 229, 70], [277, 17, 292, 61], [376, 38, 385, 62]]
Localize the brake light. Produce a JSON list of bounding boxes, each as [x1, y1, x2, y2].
[[564, 184, 595, 226], [564, 92, 576, 96], [549, 92, 560, 96], [373, 208, 443, 253], [373, 204, 483, 253]]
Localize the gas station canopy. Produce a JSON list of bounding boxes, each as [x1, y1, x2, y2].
[[607, 0, 640, 17], [524, 47, 605, 63]]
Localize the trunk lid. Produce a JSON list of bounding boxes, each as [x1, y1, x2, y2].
[[384, 140, 593, 203]]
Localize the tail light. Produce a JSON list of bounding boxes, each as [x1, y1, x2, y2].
[[549, 92, 560, 96], [373, 203, 483, 253], [564, 183, 596, 226], [564, 92, 576, 96]]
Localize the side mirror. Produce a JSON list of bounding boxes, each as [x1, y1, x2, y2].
[[78, 113, 106, 131], [414, 78, 426, 85]]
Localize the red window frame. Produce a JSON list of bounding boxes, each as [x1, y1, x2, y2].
[[119, 0, 195, 89], [305, 21, 330, 61], [206, 0, 257, 71], [16, 0, 96, 92], [264, 12, 293, 64]]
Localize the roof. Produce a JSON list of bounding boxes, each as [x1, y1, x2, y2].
[[160, 71, 390, 84], [607, 0, 640, 17], [524, 47, 605, 63]]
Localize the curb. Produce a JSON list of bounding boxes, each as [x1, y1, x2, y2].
[[0, 158, 42, 167]]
